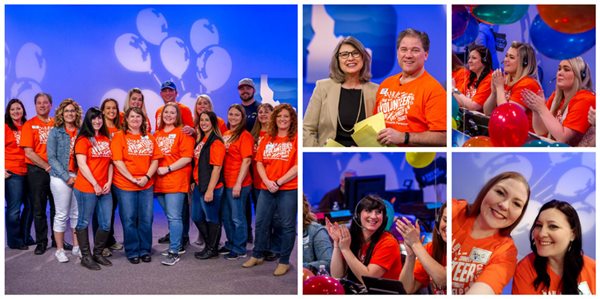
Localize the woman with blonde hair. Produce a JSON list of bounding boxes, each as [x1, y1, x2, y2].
[[194, 94, 228, 134], [121, 88, 152, 131]]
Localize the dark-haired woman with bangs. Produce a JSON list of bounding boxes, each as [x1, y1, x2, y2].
[[512, 200, 595, 295], [326, 195, 402, 285]]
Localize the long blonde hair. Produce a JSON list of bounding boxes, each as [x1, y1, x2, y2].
[[549, 57, 594, 117], [507, 42, 538, 86], [123, 88, 148, 116]]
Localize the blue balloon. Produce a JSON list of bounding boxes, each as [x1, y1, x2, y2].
[[523, 139, 549, 147], [530, 14, 595, 60], [452, 16, 478, 47], [548, 142, 569, 147], [452, 95, 460, 119]]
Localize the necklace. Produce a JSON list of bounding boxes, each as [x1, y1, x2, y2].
[[337, 87, 364, 133]]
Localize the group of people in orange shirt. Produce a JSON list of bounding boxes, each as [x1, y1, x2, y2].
[[5, 78, 298, 276], [452, 42, 595, 146]]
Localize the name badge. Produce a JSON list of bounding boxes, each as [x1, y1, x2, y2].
[[142, 135, 149, 140], [469, 247, 492, 264], [32, 125, 40, 129]]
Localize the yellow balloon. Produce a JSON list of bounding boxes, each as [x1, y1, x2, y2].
[[452, 118, 457, 130], [406, 152, 436, 168]]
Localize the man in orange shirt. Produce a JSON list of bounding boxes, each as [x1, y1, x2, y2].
[[155, 80, 194, 250], [375, 28, 446, 147], [20, 92, 72, 254]]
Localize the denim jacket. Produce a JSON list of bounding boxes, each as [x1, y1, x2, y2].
[[303, 221, 333, 273], [47, 126, 78, 182]]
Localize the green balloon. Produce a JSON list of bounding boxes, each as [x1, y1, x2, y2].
[[473, 5, 529, 25], [548, 142, 569, 147], [452, 96, 460, 119], [523, 140, 549, 147]]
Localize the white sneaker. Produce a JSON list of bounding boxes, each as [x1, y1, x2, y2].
[[55, 249, 69, 263], [72, 246, 82, 258]]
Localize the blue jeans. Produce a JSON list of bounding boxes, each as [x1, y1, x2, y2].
[[73, 189, 112, 232], [114, 186, 154, 258], [5, 174, 26, 248], [222, 186, 249, 255], [253, 189, 297, 264], [156, 192, 185, 253], [191, 185, 222, 224]]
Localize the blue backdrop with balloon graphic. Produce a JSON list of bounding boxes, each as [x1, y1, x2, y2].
[[452, 5, 595, 97], [5, 5, 297, 129]]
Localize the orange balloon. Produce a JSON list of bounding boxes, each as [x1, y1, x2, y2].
[[538, 5, 595, 34], [303, 268, 315, 282], [462, 136, 493, 147]]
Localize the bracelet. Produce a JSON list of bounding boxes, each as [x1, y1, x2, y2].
[[168, 166, 172, 172], [274, 180, 280, 187], [403, 132, 410, 145], [144, 174, 151, 180]]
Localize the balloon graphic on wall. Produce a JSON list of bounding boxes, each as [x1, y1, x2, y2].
[[10, 79, 42, 114], [554, 167, 594, 197], [5, 44, 10, 76], [15, 43, 46, 82], [160, 37, 190, 79], [530, 15, 595, 60], [452, 16, 478, 47], [537, 5, 595, 34], [115, 33, 152, 73], [190, 19, 219, 54], [452, 6, 470, 39], [136, 8, 168, 46], [196, 46, 232, 93], [100, 88, 128, 108], [471, 5, 528, 25]]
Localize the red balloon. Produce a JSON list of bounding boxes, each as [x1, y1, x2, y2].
[[538, 5, 595, 34], [488, 103, 529, 147], [462, 136, 493, 147], [303, 276, 345, 295], [303, 268, 315, 282]]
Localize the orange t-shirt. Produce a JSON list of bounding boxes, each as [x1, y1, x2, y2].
[[252, 131, 267, 189], [119, 111, 152, 132], [504, 76, 541, 132], [192, 135, 226, 189], [375, 71, 446, 134], [357, 232, 402, 281], [65, 128, 78, 173], [466, 72, 492, 107], [73, 135, 112, 193], [155, 103, 194, 129], [452, 199, 517, 294], [110, 131, 163, 191], [545, 90, 596, 137], [20, 116, 54, 165], [217, 117, 228, 135], [154, 127, 195, 193], [107, 126, 119, 138], [512, 253, 596, 295], [453, 67, 470, 94], [5, 124, 27, 175], [414, 242, 447, 294], [222, 130, 254, 188], [255, 135, 297, 190]]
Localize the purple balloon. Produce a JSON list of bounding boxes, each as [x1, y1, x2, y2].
[[530, 14, 595, 60], [452, 6, 470, 40], [453, 15, 479, 47]]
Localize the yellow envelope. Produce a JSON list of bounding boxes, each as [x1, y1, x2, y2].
[[352, 125, 384, 147], [354, 112, 386, 134], [324, 138, 345, 147]]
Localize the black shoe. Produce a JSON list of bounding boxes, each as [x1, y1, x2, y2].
[[9, 245, 29, 250], [141, 254, 152, 263], [34, 243, 47, 255], [63, 241, 73, 251], [264, 252, 280, 262], [128, 257, 140, 264], [217, 247, 230, 255], [182, 236, 190, 249], [25, 237, 36, 246], [195, 249, 218, 260], [158, 233, 170, 244]]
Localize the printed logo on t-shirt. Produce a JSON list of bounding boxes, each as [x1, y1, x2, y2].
[[377, 90, 415, 126], [70, 136, 76, 155], [451, 243, 490, 294], [36, 126, 52, 145], [222, 134, 232, 150], [91, 140, 111, 158], [126, 138, 154, 156], [466, 87, 476, 99], [263, 141, 292, 161], [156, 135, 176, 155], [194, 141, 205, 158], [13, 130, 21, 146]]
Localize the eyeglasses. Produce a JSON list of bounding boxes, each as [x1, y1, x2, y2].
[[399, 47, 423, 55], [338, 50, 361, 59], [64, 109, 77, 113]]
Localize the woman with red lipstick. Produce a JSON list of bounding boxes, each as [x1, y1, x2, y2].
[[304, 36, 379, 147], [512, 200, 595, 295], [452, 171, 530, 294], [452, 45, 493, 112], [326, 195, 402, 287], [521, 57, 595, 146], [483, 42, 542, 132]]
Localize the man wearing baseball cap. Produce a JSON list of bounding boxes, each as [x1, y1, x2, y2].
[[238, 78, 261, 131]]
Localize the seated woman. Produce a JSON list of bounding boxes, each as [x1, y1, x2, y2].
[[578, 107, 595, 147], [303, 36, 379, 147], [483, 42, 542, 132], [512, 200, 595, 295], [452, 45, 493, 112], [522, 57, 595, 146], [303, 195, 332, 274], [326, 195, 402, 285], [452, 171, 530, 294], [397, 203, 447, 294], [452, 52, 469, 95]]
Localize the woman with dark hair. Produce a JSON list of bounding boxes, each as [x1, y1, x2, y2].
[[220, 104, 254, 259], [522, 57, 596, 146], [325, 195, 402, 285], [304, 36, 379, 147], [154, 102, 194, 266], [397, 203, 447, 294], [452, 52, 469, 95], [243, 104, 298, 276], [191, 111, 226, 260], [512, 200, 595, 295], [73, 107, 113, 270], [47, 98, 83, 263], [100, 98, 121, 137], [484, 42, 542, 131], [111, 107, 162, 264], [303, 195, 332, 274], [453, 45, 493, 111], [452, 171, 531, 294], [5, 98, 31, 250]]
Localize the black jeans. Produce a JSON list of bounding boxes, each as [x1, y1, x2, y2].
[[27, 164, 55, 246]]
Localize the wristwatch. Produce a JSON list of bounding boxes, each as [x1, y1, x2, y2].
[[452, 87, 461, 95], [403, 132, 410, 145]]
